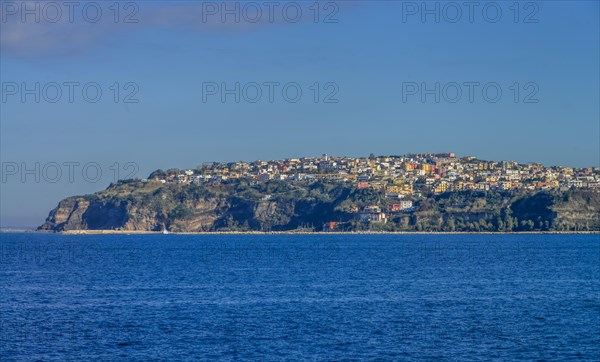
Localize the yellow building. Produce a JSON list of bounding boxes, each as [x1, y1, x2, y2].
[[421, 164, 436, 174], [434, 182, 449, 194], [386, 184, 413, 195]]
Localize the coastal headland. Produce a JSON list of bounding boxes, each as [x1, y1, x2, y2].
[[38, 154, 600, 233]]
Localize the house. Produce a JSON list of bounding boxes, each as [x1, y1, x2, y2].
[[386, 184, 413, 195], [358, 206, 387, 223], [318, 161, 336, 171], [259, 172, 272, 182], [190, 175, 204, 184], [389, 200, 413, 212], [323, 221, 337, 232], [434, 182, 449, 194], [390, 204, 403, 212], [535, 181, 554, 190], [357, 182, 370, 189]]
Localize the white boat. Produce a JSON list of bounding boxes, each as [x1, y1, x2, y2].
[[162, 229, 169, 234]]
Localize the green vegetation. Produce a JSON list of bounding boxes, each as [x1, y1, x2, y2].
[[39, 179, 600, 232]]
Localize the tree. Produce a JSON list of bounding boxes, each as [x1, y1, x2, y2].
[[496, 218, 505, 231], [478, 219, 488, 231], [148, 169, 167, 179], [445, 218, 456, 232], [543, 220, 550, 230], [502, 207, 514, 231], [456, 217, 465, 231], [519, 219, 534, 231]]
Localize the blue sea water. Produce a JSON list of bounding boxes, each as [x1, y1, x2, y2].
[[0, 233, 599, 361]]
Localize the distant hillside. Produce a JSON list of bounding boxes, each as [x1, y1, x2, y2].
[[39, 179, 600, 232]]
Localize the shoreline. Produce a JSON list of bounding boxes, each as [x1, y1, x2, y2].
[[3, 229, 598, 235]]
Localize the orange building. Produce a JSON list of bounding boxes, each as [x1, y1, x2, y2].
[[323, 222, 337, 231], [421, 164, 436, 174], [390, 204, 403, 212], [403, 162, 417, 171]]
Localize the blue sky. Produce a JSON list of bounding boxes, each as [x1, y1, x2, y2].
[[1, 1, 599, 227]]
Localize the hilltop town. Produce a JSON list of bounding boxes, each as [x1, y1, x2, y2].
[[38, 152, 599, 233], [152, 153, 598, 195]]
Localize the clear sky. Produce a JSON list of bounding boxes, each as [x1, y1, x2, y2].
[[1, 1, 599, 227]]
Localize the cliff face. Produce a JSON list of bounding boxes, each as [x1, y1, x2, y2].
[[38, 179, 600, 232], [39, 196, 138, 231], [552, 191, 600, 231], [38, 180, 355, 232]]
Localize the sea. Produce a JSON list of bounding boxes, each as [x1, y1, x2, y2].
[[0, 233, 599, 361]]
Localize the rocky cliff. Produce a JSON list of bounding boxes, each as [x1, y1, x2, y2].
[[39, 179, 600, 232]]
